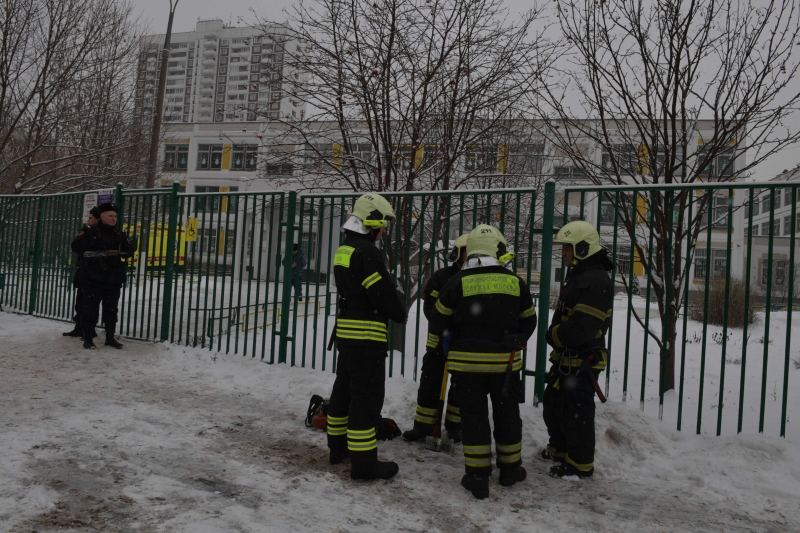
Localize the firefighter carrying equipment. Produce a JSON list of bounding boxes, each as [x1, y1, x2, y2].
[[553, 220, 602, 261]]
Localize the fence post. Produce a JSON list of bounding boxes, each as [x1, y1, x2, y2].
[[27, 196, 45, 315], [160, 182, 180, 342], [533, 180, 556, 406], [114, 183, 124, 231], [277, 190, 298, 364]]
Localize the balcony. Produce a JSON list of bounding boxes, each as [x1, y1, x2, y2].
[[203, 48, 216, 58], [200, 77, 214, 87], [201, 67, 215, 76], [202, 58, 216, 67], [199, 86, 213, 96]]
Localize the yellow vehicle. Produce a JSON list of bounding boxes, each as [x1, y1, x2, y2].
[[124, 222, 187, 270]]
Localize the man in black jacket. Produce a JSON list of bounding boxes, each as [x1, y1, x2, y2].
[[63, 206, 100, 338], [402, 232, 469, 443], [430, 224, 536, 499], [543, 220, 613, 479], [327, 192, 406, 480], [71, 203, 133, 350]]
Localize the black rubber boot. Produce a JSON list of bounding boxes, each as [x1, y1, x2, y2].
[[540, 448, 566, 463], [548, 463, 593, 479], [104, 324, 123, 349], [402, 425, 432, 442], [460, 473, 490, 499], [83, 333, 96, 350], [63, 325, 82, 337], [499, 466, 527, 487], [330, 449, 349, 465], [350, 461, 399, 481]]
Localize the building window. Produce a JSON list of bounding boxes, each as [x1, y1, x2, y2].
[[197, 144, 223, 170], [163, 144, 189, 170], [774, 219, 781, 235], [553, 165, 585, 180], [752, 225, 758, 236], [698, 145, 735, 178], [785, 187, 793, 206], [701, 194, 730, 227], [761, 194, 771, 213], [601, 144, 639, 174], [507, 143, 545, 175], [652, 145, 685, 177], [775, 188, 782, 209], [694, 248, 727, 279], [464, 146, 498, 172], [762, 222, 770, 236], [194, 186, 220, 212], [784, 216, 791, 236], [232, 145, 258, 171], [616, 245, 631, 274]]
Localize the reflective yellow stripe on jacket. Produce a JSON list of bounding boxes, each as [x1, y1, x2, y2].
[[336, 318, 388, 343], [426, 332, 440, 349], [447, 350, 522, 373]]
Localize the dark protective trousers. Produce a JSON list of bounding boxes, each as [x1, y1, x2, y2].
[[72, 288, 85, 324], [542, 365, 597, 472], [413, 349, 460, 431], [454, 371, 522, 475], [327, 349, 386, 475], [80, 285, 121, 335]]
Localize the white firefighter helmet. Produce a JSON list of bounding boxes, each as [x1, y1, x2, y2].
[[553, 220, 602, 260], [350, 193, 396, 228], [466, 224, 514, 262], [447, 233, 470, 262]]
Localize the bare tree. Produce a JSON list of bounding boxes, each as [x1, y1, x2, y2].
[[535, 0, 800, 390], [246, 0, 556, 321], [0, 0, 148, 194]]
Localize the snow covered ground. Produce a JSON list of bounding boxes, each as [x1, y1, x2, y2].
[[1, 310, 799, 532]]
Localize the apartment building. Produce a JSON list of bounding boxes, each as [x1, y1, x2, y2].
[[134, 19, 308, 195], [744, 166, 800, 296]]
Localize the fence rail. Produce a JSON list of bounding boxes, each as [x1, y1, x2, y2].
[[1, 180, 797, 439]]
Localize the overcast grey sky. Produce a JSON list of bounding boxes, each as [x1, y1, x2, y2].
[[134, 0, 800, 180]]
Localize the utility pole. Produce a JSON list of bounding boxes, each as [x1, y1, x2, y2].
[[141, 0, 179, 285], [146, 0, 180, 189]]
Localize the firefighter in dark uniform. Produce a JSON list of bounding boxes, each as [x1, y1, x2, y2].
[[430, 224, 537, 499], [327, 193, 407, 480], [71, 202, 133, 350], [543, 220, 613, 479], [402, 233, 469, 443], [63, 206, 100, 338]]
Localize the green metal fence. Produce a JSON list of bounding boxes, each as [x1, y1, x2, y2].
[[1, 181, 797, 438]]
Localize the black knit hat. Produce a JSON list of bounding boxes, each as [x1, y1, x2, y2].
[[89, 206, 101, 218], [97, 202, 119, 214]]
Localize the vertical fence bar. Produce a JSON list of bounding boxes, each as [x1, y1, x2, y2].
[[278, 190, 297, 365], [697, 188, 714, 434], [160, 183, 180, 342], [760, 188, 776, 433], [534, 181, 556, 405], [660, 190, 674, 421], [677, 190, 694, 431], [738, 188, 755, 433], [781, 186, 797, 437], [716, 188, 735, 435], [27, 197, 45, 315]]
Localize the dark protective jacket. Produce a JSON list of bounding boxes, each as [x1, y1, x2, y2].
[[71, 222, 133, 289], [333, 232, 406, 350], [429, 265, 537, 373], [71, 224, 93, 288], [422, 263, 460, 350], [545, 249, 614, 370]]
